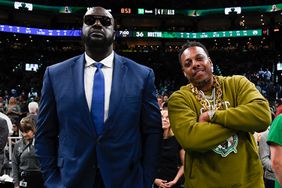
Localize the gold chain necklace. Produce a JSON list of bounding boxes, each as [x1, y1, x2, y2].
[[190, 76, 223, 112]]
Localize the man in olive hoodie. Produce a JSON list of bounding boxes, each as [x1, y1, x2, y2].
[[168, 41, 271, 188]]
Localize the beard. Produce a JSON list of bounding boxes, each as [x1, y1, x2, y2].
[[190, 76, 212, 91], [82, 33, 115, 51]]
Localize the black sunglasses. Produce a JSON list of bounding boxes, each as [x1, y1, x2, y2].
[[83, 15, 112, 27]]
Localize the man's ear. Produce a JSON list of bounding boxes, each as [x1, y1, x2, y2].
[[113, 30, 116, 40], [208, 57, 214, 72], [208, 57, 213, 66]]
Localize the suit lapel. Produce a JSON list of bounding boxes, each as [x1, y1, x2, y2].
[[70, 53, 127, 136], [71, 54, 97, 136], [105, 54, 127, 129]]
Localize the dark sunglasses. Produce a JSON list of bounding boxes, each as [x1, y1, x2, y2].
[[83, 15, 112, 27]]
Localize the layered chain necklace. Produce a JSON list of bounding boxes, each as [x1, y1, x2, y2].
[[191, 76, 238, 157], [190, 76, 223, 113]]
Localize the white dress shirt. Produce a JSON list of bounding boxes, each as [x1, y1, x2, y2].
[[84, 51, 114, 122]]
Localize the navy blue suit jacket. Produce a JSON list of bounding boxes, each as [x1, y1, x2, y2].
[[35, 53, 162, 188]]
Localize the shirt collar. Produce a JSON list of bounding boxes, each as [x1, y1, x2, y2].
[[84, 51, 114, 68]]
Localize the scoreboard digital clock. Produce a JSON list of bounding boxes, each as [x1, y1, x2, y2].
[[120, 8, 132, 14]]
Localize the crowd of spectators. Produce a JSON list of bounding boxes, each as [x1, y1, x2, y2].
[[0, 40, 281, 103]]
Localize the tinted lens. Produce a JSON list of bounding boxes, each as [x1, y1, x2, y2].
[[84, 15, 111, 26]]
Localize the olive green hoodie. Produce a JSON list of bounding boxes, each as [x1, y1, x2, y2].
[[168, 75, 271, 188]]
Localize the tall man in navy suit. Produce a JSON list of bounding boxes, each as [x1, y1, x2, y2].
[[35, 6, 162, 188]]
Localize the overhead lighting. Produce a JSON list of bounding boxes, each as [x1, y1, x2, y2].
[[224, 7, 241, 15], [14, 2, 33, 11]]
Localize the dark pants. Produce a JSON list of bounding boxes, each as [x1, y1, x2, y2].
[[264, 178, 275, 188], [95, 168, 105, 188], [20, 171, 44, 188]]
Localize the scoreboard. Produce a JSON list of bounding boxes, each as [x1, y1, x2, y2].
[[117, 29, 263, 39]]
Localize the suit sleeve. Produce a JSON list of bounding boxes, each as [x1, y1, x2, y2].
[[141, 69, 162, 188], [0, 118, 8, 151], [35, 67, 63, 188]]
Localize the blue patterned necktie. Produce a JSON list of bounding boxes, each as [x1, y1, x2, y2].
[[91, 63, 105, 136]]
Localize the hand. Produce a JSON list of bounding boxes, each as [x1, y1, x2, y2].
[[198, 111, 209, 122], [154, 178, 169, 188], [14, 186, 20, 188], [164, 179, 177, 187]]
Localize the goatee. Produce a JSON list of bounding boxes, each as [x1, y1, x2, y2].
[[193, 77, 213, 91]]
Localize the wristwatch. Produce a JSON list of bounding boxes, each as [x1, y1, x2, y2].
[[208, 109, 216, 121]]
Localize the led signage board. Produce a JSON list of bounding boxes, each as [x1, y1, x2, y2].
[[0, 24, 263, 39]]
